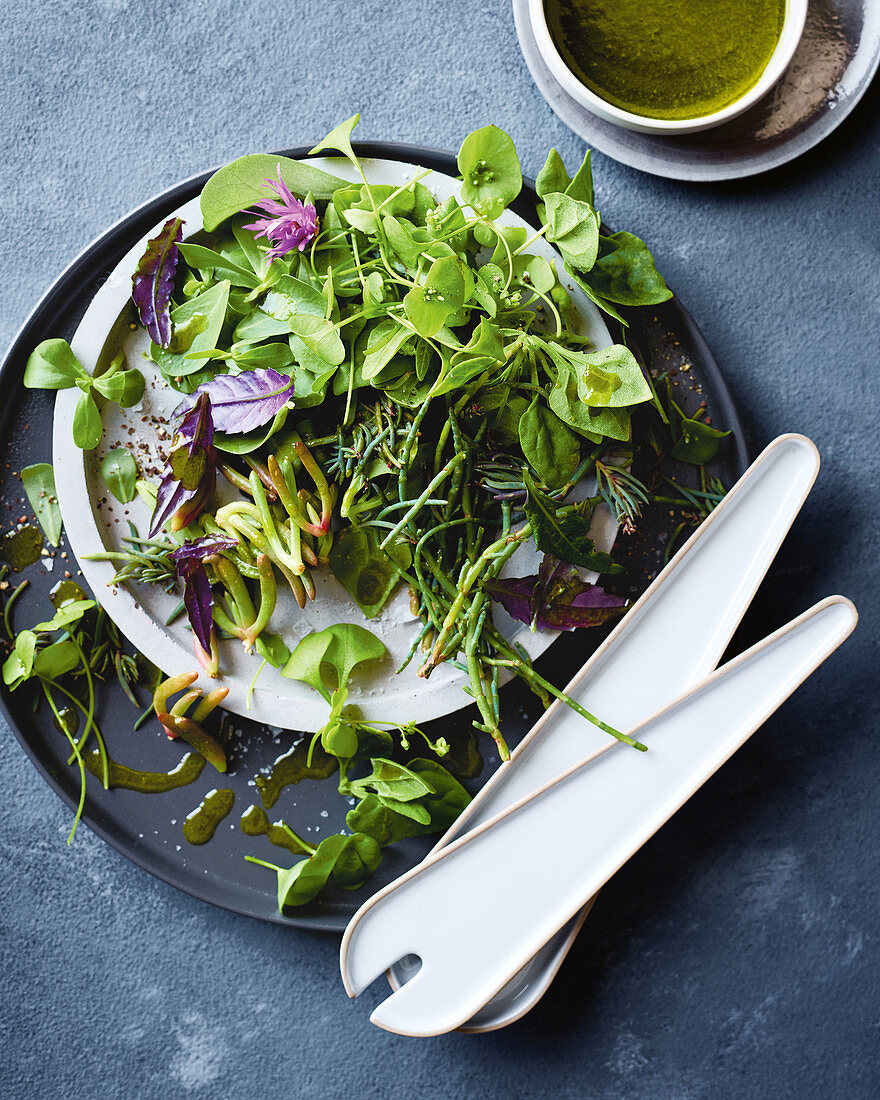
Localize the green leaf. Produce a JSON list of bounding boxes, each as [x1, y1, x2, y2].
[[286, 314, 345, 366], [308, 113, 361, 166], [429, 319, 505, 397], [670, 416, 731, 465], [178, 242, 261, 289], [362, 318, 415, 381], [32, 599, 95, 632], [565, 150, 594, 206], [24, 339, 86, 390], [546, 343, 652, 409], [535, 148, 571, 199], [92, 368, 146, 408], [513, 254, 555, 294], [383, 215, 435, 268], [72, 391, 102, 450], [581, 232, 672, 307], [457, 125, 522, 218], [33, 638, 80, 679], [2, 630, 37, 688], [542, 192, 600, 272], [152, 280, 231, 380], [234, 310, 291, 343], [524, 470, 623, 573], [20, 464, 62, 546], [346, 760, 471, 846], [101, 449, 137, 503], [328, 526, 402, 617], [518, 397, 580, 489], [403, 255, 467, 338], [282, 622, 386, 695], [330, 832, 382, 889], [214, 407, 289, 455], [271, 830, 382, 910], [200, 154, 349, 231], [254, 632, 291, 668], [361, 757, 436, 802]]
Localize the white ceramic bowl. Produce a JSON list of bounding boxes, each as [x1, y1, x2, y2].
[[529, 0, 808, 135]]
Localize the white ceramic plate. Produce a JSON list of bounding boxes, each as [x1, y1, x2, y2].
[[53, 157, 616, 730]]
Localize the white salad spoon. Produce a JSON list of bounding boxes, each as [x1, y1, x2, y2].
[[341, 594, 857, 1037]]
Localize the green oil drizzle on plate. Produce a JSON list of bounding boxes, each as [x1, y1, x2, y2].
[[49, 578, 89, 608], [84, 748, 206, 792], [0, 525, 43, 571], [240, 804, 312, 856], [254, 740, 337, 809], [183, 788, 235, 845], [545, 0, 786, 120]]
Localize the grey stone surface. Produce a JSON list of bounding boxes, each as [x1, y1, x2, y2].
[[1, 2, 878, 1096]]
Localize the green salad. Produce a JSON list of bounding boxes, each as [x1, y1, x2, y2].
[[5, 116, 728, 911]]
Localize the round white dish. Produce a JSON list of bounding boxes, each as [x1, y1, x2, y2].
[[53, 157, 617, 731], [529, 0, 807, 135]]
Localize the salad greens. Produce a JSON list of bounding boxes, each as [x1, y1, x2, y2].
[[10, 115, 731, 908], [24, 343, 145, 450]]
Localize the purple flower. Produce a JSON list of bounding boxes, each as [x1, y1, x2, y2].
[[170, 535, 237, 656], [149, 393, 216, 537], [243, 165, 319, 262], [484, 554, 627, 632]]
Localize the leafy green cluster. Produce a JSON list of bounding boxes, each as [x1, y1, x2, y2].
[[24, 344, 145, 450], [249, 623, 469, 909], [138, 116, 684, 756], [1, 586, 143, 842]]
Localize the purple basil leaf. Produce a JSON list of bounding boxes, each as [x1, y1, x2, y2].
[[131, 217, 184, 348], [149, 476, 194, 538], [481, 577, 535, 626], [485, 553, 627, 633], [182, 565, 214, 654], [170, 537, 237, 655], [172, 369, 295, 435], [149, 394, 216, 536], [170, 535, 237, 567], [177, 392, 215, 448], [537, 587, 627, 631]]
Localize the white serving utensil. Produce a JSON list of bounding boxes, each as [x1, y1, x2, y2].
[[341, 594, 857, 1036], [389, 432, 822, 1030]]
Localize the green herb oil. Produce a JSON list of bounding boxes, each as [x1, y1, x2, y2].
[[544, 0, 786, 120], [84, 748, 206, 792], [49, 579, 89, 608], [0, 525, 43, 571], [182, 788, 235, 845], [240, 804, 312, 856], [254, 741, 337, 810]]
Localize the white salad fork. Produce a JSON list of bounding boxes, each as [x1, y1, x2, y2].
[[340, 435, 856, 1033]]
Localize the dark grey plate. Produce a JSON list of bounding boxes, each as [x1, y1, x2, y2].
[[0, 144, 747, 930], [514, 0, 880, 181]]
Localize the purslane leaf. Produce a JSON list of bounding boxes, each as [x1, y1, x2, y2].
[[24, 339, 86, 390]]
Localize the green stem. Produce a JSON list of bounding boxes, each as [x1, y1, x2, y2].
[[486, 658, 647, 751]]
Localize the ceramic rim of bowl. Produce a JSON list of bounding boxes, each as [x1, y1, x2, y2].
[[529, 0, 809, 135]]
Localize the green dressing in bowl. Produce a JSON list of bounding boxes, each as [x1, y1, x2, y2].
[[544, 0, 787, 121]]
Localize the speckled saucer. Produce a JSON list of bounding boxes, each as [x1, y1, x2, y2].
[[514, 0, 880, 181]]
